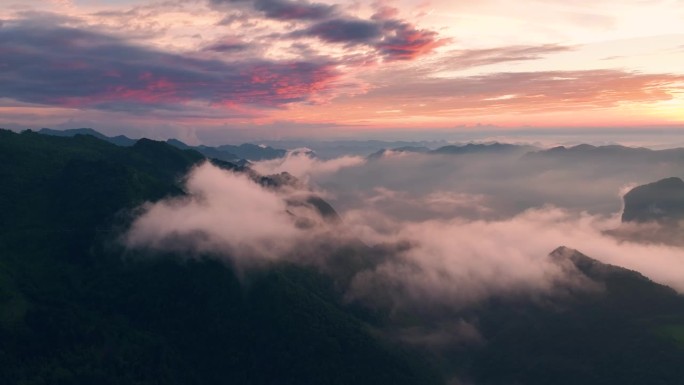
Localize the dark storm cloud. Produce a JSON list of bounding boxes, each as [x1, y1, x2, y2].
[[211, 0, 445, 61], [373, 18, 445, 60], [298, 18, 382, 43], [254, 0, 336, 20], [0, 19, 339, 111], [211, 0, 336, 21], [203, 40, 250, 52], [294, 16, 446, 60]]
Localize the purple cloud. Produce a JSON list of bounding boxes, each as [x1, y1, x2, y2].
[[212, 0, 445, 61], [299, 18, 382, 43], [254, 0, 336, 20], [294, 15, 446, 61], [0, 19, 340, 111], [211, 0, 336, 21]]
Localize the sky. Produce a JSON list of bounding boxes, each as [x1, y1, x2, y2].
[[1, 0, 683, 143]]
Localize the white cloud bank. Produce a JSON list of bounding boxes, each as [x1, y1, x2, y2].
[[125, 162, 306, 262], [252, 151, 366, 182], [124, 156, 684, 312], [343, 206, 684, 309]]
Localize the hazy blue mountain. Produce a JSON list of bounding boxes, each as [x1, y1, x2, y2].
[[257, 139, 447, 158], [524, 144, 684, 164], [217, 143, 287, 160], [166, 138, 242, 162], [367, 143, 534, 160], [395, 145, 431, 153], [431, 142, 536, 155]]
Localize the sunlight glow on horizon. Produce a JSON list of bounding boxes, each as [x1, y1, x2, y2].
[[0, 0, 682, 140]]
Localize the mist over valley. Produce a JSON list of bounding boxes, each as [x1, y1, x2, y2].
[[2, 128, 684, 384]]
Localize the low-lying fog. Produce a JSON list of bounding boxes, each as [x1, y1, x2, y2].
[[126, 143, 684, 311]]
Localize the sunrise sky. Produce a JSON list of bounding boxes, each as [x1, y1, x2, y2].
[[1, 0, 683, 143]]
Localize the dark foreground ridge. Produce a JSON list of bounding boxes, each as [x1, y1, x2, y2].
[[0, 129, 436, 385]]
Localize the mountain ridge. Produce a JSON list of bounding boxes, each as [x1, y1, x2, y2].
[[36, 127, 287, 162], [3, 129, 684, 384]]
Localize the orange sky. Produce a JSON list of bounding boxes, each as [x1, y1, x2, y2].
[[0, 0, 682, 142]]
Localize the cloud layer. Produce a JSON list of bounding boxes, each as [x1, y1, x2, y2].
[[124, 154, 684, 315], [0, 19, 340, 112], [343, 206, 684, 309], [316, 148, 684, 219], [252, 150, 366, 181]]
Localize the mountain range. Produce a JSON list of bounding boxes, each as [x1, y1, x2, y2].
[[38, 127, 287, 162], [1, 128, 684, 384]]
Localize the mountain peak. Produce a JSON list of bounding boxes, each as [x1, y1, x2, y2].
[[549, 245, 573, 257], [548, 245, 596, 268], [622, 177, 684, 224]]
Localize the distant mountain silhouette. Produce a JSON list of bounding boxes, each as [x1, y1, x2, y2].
[[368, 143, 536, 159], [167, 139, 286, 162], [36, 127, 287, 162], [217, 143, 287, 161], [253, 139, 447, 159], [431, 142, 536, 155], [525, 144, 684, 164], [622, 177, 684, 224], [166, 138, 241, 163], [39, 127, 137, 146]]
